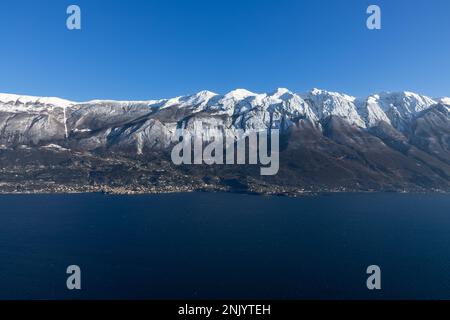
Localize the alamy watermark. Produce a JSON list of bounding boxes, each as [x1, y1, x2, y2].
[[66, 265, 81, 290], [170, 125, 280, 176], [366, 265, 381, 290], [367, 5, 381, 30], [66, 5, 81, 30]]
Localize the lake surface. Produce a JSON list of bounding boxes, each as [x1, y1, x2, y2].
[[0, 192, 449, 300]]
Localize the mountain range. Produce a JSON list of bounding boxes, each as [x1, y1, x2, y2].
[[0, 88, 449, 194]]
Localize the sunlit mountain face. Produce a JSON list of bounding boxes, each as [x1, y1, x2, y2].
[[0, 88, 449, 194]]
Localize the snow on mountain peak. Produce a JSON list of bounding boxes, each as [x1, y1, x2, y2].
[[438, 97, 450, 105], [308, 88, 355, 101], [0, 93, 75, 108], [271, 88, 291, 97], [179, 90, 218, 104], [0, 89, 446, 134], [373, 91, 436, 113], [224, 89, 257, 100], [310, 88, 323, 95], [302, 88, 363, 127]]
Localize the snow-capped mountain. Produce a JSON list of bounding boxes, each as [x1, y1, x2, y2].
[[0, 88, 447, 150], [1, 88, 450, 194]]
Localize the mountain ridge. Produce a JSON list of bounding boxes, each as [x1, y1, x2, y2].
[[0, 88, 449, 195], [0, 88, 447, 110]]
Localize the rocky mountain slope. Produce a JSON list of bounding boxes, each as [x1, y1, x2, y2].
[[0, 88, 449, 194]]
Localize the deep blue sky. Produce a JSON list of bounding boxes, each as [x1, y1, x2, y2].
[[0, 0, 449, 101]]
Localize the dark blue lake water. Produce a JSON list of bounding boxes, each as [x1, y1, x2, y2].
[[0, 192, 449, 300]]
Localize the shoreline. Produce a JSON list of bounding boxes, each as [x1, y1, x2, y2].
[[0, 187, 449, 197]]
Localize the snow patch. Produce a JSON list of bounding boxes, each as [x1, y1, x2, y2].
[[42, 144, 70, 151]]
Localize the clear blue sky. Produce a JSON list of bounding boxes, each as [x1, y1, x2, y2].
[[0, 0, 449, 101]]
